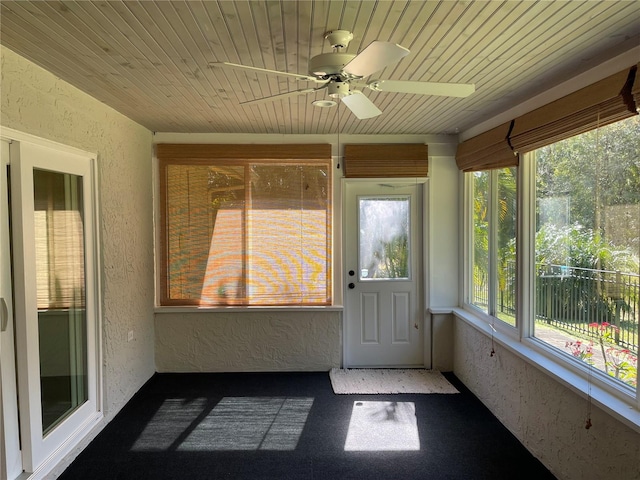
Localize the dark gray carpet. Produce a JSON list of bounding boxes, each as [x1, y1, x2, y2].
[[57, 372, 556, 479]]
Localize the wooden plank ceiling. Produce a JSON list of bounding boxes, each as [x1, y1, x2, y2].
[[0, 0, 638, 135]]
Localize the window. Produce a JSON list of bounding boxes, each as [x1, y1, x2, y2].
[[532, 116, 639, 390], [460, 65, 640, 418], [464, 115, 639, 398], [469, 167, 517, 326], [158, 144, 332, 306], [358, 196, 410, 280]]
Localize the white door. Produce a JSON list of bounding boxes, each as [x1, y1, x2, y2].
[[6, 136, 101, 476], [1, 139, 22, 480], [344, 181, 424, 367]]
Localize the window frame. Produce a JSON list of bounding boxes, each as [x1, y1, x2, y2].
[[464, 168, 518, 333], [461, 124, 640, 428]]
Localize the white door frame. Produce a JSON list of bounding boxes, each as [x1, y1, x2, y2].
[[0, 128, 103, 479], [342, 178, 430, 368], [1, 139, 22, 480]]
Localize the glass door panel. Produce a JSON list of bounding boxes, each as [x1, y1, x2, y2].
[[358, 197, 410, 280], [33, 169, 88, 435]]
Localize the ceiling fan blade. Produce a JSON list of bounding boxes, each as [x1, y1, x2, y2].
[[341, 91, 382, 119], [240, 87, 320, 106], [366, 79, 475, 97], [210, 62, 324, 83], [343, 41, 410, 78]]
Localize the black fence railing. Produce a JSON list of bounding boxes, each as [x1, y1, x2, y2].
[[473, 262, 639, 351], [536, 264, 639, 350]]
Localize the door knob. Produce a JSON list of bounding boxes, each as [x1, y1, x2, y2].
[[348, 283, 355, 289], [0, 297, 7, 332]]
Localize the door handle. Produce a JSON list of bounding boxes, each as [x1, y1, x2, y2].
[[348, 283, 355, 289], [0, 297, 7, 332]]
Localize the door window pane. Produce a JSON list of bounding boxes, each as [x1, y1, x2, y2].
[[358, 197, 410, 280], [33, 169, 88, 434]]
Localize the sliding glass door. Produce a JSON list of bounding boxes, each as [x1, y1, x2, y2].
[[8, 137, 101, 475]]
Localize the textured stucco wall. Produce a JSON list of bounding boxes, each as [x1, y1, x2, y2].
[[1, 45, 155, 429], [453, 318, 640, 480], [155, 310, 342, 372]]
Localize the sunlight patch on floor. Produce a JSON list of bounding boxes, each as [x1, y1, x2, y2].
[[131, 397, 313, 451], [131, 398, 209, 451], [179, 397, 313, 451], [344, 401, 420, 451]]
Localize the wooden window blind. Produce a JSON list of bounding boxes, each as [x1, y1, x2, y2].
[[631, 63, 640, 110], [343, 144, 428, 178], [456, 65, 638, 171], [509, 66, 638, 153], [33, 169, 85, 309], [157, 144, 332, 306], [455, 121, 517, 172]]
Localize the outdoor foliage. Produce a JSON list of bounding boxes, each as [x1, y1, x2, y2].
[[536, 116, 640, 243]]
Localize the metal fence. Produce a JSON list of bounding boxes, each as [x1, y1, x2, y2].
[[473, 262, 639, 351], [536, 264, 639, 351]]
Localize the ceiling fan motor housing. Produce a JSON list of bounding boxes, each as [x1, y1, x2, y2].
[[328, 81, 350, 98], [324, 30, 354, 49], [309, 53, 356, 79]]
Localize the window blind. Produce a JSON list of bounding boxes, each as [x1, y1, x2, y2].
[[455, 65, 638, 171], [157, 144, 332, 306], [631, 62, 640, 109], [455, 121, 517, 172], [509, 66, 637, 153], [33, 169, 86, 309], [343, 144, 428, 178]]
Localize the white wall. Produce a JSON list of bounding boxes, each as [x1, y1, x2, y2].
[[428, 155, 459, 308], [1, 45, 155, 473], [454, 318, 639, 480], [156, 310, 342, 372], [153, 133, 459, 372]]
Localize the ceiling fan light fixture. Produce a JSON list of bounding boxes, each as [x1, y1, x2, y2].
[[312, 99, 337, 108]]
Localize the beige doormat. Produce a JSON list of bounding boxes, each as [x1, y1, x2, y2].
[[329, 368, 459, 394]]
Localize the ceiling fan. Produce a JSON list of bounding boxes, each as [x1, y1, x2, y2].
[[211, 30, 475, 120]]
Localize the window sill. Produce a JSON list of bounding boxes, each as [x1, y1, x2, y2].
[[451, 307, 640, 433], [154, 305, 344, 314]]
